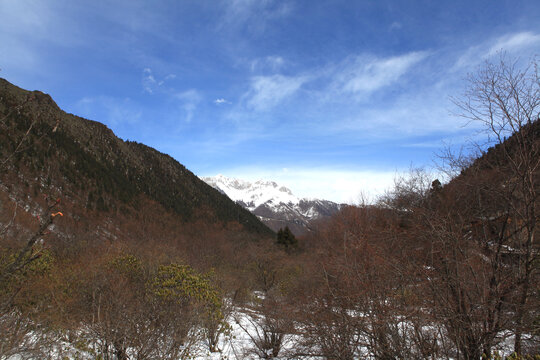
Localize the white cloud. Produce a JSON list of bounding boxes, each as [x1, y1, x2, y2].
[[250, 55, 285, 72], [343, 92, 461, 137], [0, 36, 38, 72], [337, 52, 428, 95], [272, 169, 398, 204], [175, 89, 202, 122], [142, 68, 156, 93], [0, 1, 80, 46], [142, 68, 200, 122], [226, 50, 456, 142], [220, 0, 292, 32], [0, 1, 84, 83], [142, 68, 176, 94], [488, 31, 540, 56], [163, 74, 177, 82], [389, 21, 402, 31], [175, 89, 201, 102], [74, 96, 142, 129], [205, 166, 399, 204], [244, 74, 306, 111], [453, 31, 540, 71], [214, 98, 231, 105]]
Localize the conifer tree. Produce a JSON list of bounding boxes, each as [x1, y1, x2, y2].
[[276, 226, 297, 250]]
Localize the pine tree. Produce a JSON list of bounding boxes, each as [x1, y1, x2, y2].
[[276, 226, 297, 250]]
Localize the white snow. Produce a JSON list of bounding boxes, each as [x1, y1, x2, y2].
[[202, 174, 301, 212], [202, 175, 343, 228]]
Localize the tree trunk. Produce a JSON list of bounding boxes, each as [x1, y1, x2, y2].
[[114, 341, 129, 360], [513, 228, 535, 355]]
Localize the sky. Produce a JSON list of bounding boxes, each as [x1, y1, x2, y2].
[[1, 0, 540, 203]]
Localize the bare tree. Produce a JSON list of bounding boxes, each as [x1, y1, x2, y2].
[[234, 296, 294, 359], [293, 205, 442, 360], [453, 54, 540, 355], [0, 194, 63, 359], [420, 179, 515, 359]]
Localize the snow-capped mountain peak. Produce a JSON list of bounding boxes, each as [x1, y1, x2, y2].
[[201, 175, 342, 235], [202, 174, 299, 211]]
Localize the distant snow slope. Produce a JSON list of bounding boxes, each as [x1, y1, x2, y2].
[[201, 174, 342, 235]]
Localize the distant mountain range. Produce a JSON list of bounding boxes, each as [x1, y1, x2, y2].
[[202, 174, 343, 235]]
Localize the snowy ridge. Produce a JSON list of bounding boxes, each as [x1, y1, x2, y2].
[[202, 174, 299, 212], [201, 174, 343, 235]]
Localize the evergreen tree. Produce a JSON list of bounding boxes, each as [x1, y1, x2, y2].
[[276, 226, 297, 250]]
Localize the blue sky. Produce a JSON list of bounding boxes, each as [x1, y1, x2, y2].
[[1, 0, 540, 203]]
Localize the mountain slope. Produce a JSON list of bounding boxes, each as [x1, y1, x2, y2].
[[0, 78, 273, 238], [202, 174, 342, 235]]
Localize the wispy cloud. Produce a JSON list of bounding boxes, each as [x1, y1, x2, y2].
[[487, 31, 540, 55], [214, 98, 231, 105], [141, 68, 198, 122], [142, 68, 157, 93], [219, 0, 293, 33], [250, 55, 286, 72], [142, 68, 176, 94], [243, 74, 306, 111], [74, 96, 142, 132], [389, 21, 402, 31], [0, 1, 83, 84], [453, 31, 540, 70], [174, 89, 202, 122], [335, 52, 428, 96], [225, 50, 439, 144], [0, 1, 82, 46]]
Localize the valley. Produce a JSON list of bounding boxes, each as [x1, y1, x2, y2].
[[1, 58, 539, 359], [1, 1, 540, 356]]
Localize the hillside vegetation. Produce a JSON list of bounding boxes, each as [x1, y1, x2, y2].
[[0, 78, 273, 236], [0, 58, 538, 359]]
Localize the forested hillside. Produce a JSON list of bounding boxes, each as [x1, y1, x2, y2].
[[0, 78, 273, 236]]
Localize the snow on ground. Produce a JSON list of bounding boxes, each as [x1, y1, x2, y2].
[[6, 305, 535, 359]]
